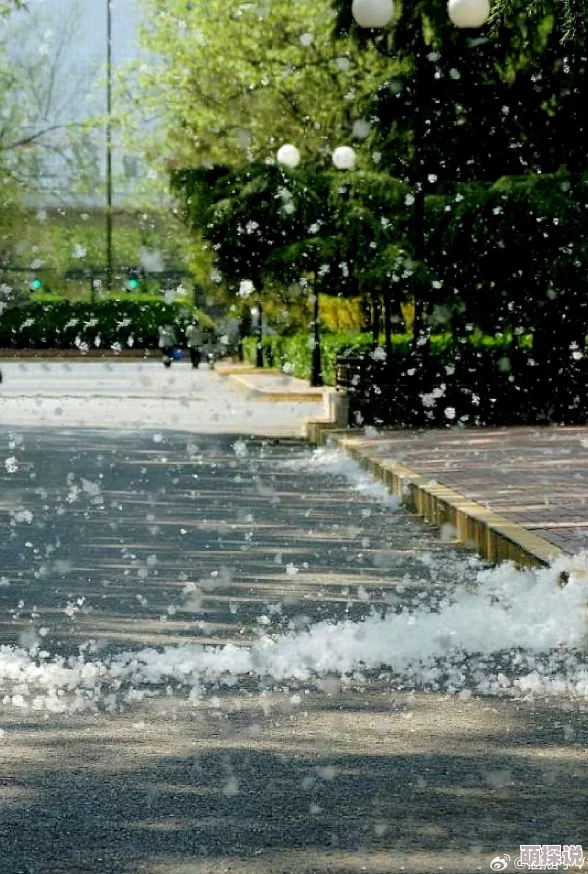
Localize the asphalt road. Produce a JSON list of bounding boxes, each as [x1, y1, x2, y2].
[[0, 368, 585, 874]]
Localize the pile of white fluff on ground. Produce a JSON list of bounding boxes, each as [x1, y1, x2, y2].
[[0, 545, 586, 715]]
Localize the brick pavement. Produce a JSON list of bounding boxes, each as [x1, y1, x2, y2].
[[349, 426, 588, 556], [218, 366, 588, 561]]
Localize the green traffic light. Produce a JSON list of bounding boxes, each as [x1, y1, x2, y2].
[[31, 279, 42, 290], [128, 279, 139, 290]]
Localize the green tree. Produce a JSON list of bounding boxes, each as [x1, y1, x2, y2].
[[491, 0, 588, 43], [172, 162, 333, 308], [426, 170, 588, 420], [128, 0, 388, 170], [0, 1, 23, 14], [173, 160, 412, 358], [0, 2, 103, 199], [333, 0, 588, 345]]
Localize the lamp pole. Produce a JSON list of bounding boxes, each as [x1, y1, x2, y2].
[[351, 0, 490, 350], [105, 0, 113, 293], [256, 301, 263, 368], [277, 144, 324, 385], [310, 287, 323, 387], [410, 26, 427, 348], [251, 304, 263, 368], [277, 144, 357, 388]]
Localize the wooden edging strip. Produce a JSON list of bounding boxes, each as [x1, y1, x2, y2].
[[304, 422, 564, 568]]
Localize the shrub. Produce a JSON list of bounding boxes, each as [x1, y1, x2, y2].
[[242, 329, 576, 426], [0, 299, 214, 350], [243, 332, 445, 384]]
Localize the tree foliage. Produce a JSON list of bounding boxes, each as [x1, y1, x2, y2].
[[172, 160, 414, 318], [490, 0, 588, 42], [327, 0, 588, 356], [0, 0, 24, 14], [332, 0, 588, 183], [0, 2, 101, 195], [427, 171, 588, 340], [132, 0, 388, 169]]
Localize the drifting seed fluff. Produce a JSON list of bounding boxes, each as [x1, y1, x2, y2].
[[284, 446, 401, 509], [0, 551, 587, 712]]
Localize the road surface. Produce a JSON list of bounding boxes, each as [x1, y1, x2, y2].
[[0, 364, 585, 874], [0, 360, 323, 436]]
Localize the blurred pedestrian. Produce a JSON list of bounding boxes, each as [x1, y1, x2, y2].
[[158, 323, 177, 368], [185, 318, 204, 369], [204, 330, 217, 368]]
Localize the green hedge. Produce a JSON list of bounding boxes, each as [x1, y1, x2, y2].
[[243, 333, 375, 384], [0, 299, 214, 350], [0, 300, 213, 349], [243, 330, 525, 385], [245, 329, 581, 426], [242, 332, 461, 384]]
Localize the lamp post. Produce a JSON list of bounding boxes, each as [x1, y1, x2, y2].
[[350, 0, 490, 349], [277, 143, 324, 386], [105, 0, 113, 294], [251, 304, 263, 368], [277, 144, 358, 387]]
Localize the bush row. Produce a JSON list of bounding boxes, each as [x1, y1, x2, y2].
[[244, 330, 580, 426], [0, 300, 213, 350], [242, 333, 410, 384], [242, 331, 483, 385]]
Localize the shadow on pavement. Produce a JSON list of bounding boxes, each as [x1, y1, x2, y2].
[[0, 691, 586, 874], [0, 429, 584, 873]]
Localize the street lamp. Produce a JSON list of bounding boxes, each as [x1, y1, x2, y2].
[[276, 144, 358, 387], [277, 144, 323, 386], [332, 146, 358, 171], [447, 0, 490, 27], [351, 0, 490, 351], [276, 144, 301, 169], [333, 143, 384, 355], [306, 142, 359, 386], [250, 304, 263, 368], [351, 0, 394, 27], [105, 0, 113, 294]]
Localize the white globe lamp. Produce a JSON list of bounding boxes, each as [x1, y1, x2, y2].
[[332, 146, 357, 171], [351, 0, 394, 27], [447, 0, 490, 28], [276, 143, 301, 169]]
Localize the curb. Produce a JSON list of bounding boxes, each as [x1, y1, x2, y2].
[[304, 419, 345, 442], [214, 365, 259, 376], [305, 425, 564, 569], [228, 373, 324, 403], [0, 350, 158, 361]]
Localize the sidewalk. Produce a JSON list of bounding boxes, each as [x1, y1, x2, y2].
[[217, 365, 588, 568], [310, 425, 588, 568], [215, 363, 327, 403]]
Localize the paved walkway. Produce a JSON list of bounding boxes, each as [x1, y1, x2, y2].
[[220, 367, 588, 562], [336, 426, 588, 557], [215, 363, 326, 402], [308, 425, 588, 569], [0, 361, 323, 437]]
